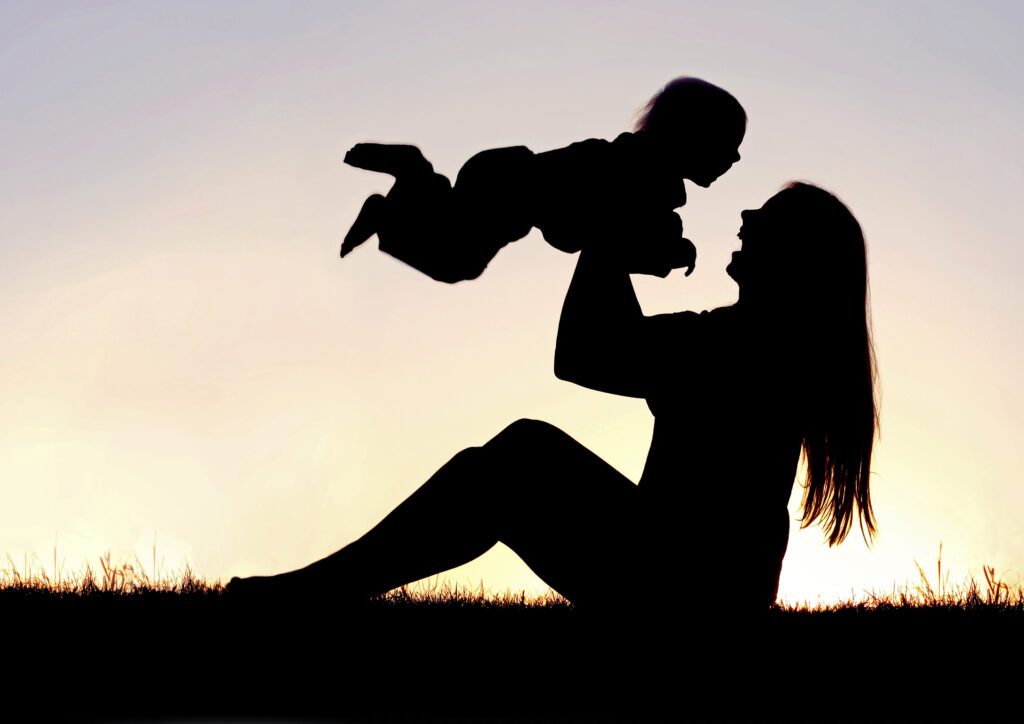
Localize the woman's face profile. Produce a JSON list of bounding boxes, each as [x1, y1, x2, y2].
[[726, 205, 764, 288], [726, 191, 792, 296]]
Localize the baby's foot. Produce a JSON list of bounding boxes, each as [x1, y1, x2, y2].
[[341, 193, 387, 258], [344, 143, 431, 177]]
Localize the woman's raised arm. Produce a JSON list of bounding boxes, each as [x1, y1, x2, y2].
[[554, 248, 657, 398]]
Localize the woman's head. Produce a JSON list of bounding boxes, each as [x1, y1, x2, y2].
[[730, 182, 879, 546], [634, 76, 747, 188], [728, 183, 867, 314]]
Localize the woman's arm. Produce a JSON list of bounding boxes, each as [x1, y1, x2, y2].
[[554, 248, 654, 398]]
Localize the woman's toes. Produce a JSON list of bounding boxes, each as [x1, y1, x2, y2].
[[223, 575, 269, 598]]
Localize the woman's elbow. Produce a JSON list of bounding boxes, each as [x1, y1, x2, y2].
[[553, 354, 574, 382], [554, 330, 589, 375], [554, 347, 591, 385], [555, 346, 647, 396]]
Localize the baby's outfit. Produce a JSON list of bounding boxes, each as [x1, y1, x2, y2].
[[368, 132, 691, 283]]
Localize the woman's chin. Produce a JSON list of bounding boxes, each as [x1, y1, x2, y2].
[[726, 265, 748, 300]]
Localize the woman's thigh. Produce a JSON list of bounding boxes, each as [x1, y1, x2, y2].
[[482, 418, 653, 607]]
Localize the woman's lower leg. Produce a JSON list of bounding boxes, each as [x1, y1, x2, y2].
[[263, 445, 500, 600], [236, 419, 641, 607]]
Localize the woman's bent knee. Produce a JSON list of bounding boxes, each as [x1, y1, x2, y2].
[[485, 418, 564, 452]]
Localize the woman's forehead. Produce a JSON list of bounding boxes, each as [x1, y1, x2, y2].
[[744, 192, 798, 229], [762, 188, 801, 213]]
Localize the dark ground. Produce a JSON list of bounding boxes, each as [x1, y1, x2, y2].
[[3, 590, 1021, 722]]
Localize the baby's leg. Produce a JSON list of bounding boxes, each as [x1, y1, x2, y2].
[[341, 143, 535, 283], [341, 143, 444, 261], [341, 143, 483, 283], [341, 193, 386, 258]]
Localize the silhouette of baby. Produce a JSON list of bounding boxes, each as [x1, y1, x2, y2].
[[340, 77, 746, 283]]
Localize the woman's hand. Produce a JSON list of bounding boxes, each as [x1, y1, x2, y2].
[[555, 247, 653, 398]]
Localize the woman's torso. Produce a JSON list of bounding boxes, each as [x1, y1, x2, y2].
[[636, 304, 803, 607]]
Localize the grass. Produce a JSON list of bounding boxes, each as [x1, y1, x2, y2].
[[0, 547, 576, 609], [1, 549, 210, 596], [1, 541, 1021, 611], [777, 546, 1024, 612]]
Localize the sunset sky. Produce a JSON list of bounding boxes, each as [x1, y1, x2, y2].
[[2, 1, 1022, 605]]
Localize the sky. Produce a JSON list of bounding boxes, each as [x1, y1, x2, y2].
[[1, 0, 1022, 605]]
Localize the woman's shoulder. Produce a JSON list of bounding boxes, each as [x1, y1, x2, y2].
[[641, 305, 749, 413]]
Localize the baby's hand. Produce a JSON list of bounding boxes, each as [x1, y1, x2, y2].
[[665, 236, 697, 277], [630, 236, 696, 278], [612, 211, 695, 278]]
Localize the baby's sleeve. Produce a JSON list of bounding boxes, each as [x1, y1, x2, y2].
[[527, 138, 617, 253]]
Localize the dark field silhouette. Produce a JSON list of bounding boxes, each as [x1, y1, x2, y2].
[[3, 555, 1023, 722]]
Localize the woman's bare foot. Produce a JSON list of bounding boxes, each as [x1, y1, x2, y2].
[[223, 572, 364, 610], [223, 574, 279, 599]]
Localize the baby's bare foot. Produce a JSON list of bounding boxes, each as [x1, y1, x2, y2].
[[344, 143, 430, 176]]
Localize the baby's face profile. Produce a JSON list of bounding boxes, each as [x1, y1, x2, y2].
[[647, 116, 746, 189], [683, 122, 745, 188]]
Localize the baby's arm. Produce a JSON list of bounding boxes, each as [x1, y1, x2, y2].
[[530, 137, 696, 276]]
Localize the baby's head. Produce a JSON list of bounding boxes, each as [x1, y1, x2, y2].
[[634, 77, 746, 188]]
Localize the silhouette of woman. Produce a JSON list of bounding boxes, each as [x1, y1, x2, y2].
[[226, 182, 879, 617]]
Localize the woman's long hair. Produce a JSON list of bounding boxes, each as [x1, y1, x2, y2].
[[778, 182, 879, 547]]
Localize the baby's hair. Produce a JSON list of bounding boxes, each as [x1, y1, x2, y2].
[[634, 77, 746, 136]]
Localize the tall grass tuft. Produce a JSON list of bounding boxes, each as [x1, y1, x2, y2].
[[1, 550, 212, 598], [776, 543, 1024, 612]]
